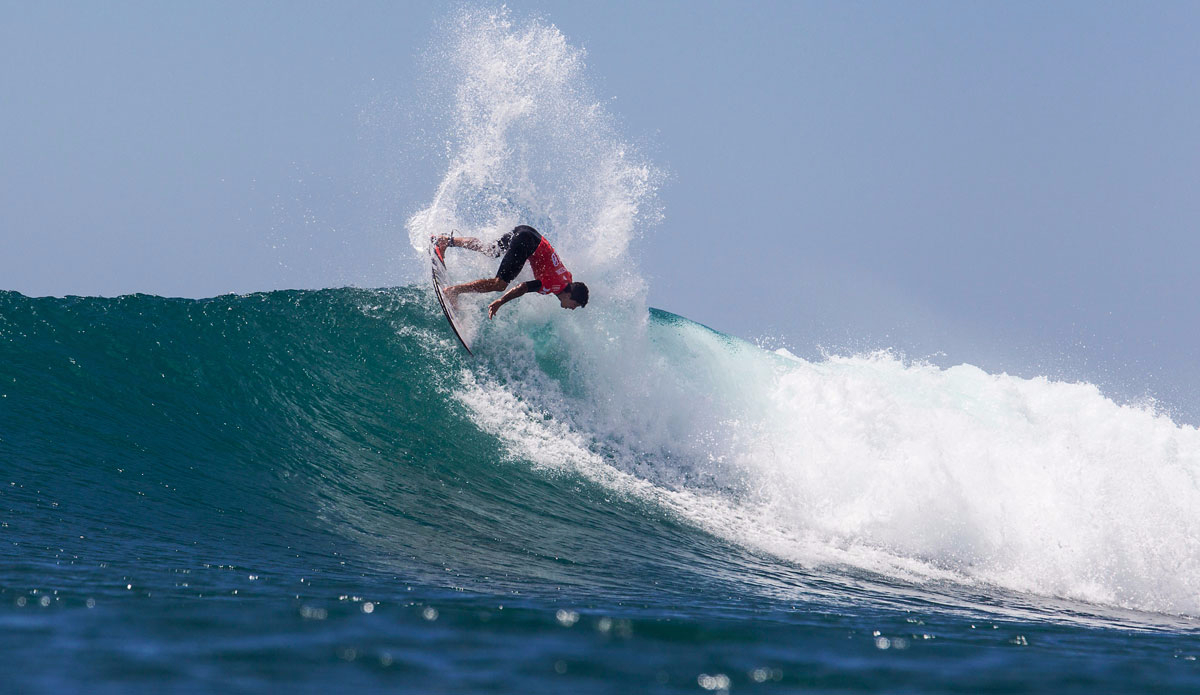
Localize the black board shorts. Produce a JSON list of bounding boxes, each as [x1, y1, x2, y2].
[[495, 225, 542, 283]]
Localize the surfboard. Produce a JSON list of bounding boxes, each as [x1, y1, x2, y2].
[[429, 243, 474, 355]]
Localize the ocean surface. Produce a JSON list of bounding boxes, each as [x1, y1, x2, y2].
[[5, 7, 1200, 693], [2, 288, 1199, 694]]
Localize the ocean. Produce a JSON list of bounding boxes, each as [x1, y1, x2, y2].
[[4, 7, 1199, 693], [2, 288, 1198, 693]]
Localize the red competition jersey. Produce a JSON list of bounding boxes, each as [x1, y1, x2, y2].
[[528, 238, 572, 294]]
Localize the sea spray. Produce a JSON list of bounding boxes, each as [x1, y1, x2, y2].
[[409, 8, 1200, 618], [406, 6, 660, 309]]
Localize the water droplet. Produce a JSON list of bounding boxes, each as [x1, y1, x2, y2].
[[300, 605, 328, 620], [697, 673, 731, 691]]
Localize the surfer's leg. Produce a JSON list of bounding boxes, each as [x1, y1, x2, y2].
[[495, 227, 541, 284], [445, 277, 508, 305], [434, 236, 498, 257], [437, 225, 539, 260]]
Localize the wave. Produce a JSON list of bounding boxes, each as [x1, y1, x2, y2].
[[3, 288, 1199, 622]]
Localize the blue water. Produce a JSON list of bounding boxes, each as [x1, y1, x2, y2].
[[1, 288, 1198, 693]]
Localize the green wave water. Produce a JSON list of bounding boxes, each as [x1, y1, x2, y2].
[[2, 288, 1199, 693]]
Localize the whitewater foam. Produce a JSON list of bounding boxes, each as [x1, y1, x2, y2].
[[458, 314, 1200, 618], [408, 7, 1200, 619]]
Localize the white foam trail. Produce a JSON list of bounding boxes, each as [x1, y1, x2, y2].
[[461, 317, 1200, 618], [411, 7, 1200, 619]]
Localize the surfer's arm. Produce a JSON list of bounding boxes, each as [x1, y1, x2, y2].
[[488, 281, 540, 319]]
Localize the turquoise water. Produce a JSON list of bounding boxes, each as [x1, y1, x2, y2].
[[2, 288, 1198, 693]]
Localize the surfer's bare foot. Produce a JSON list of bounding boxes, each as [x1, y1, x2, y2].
[[431, 235, 451, 260]]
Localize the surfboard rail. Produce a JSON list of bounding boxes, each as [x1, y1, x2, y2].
[[429, 244, 474, 355]]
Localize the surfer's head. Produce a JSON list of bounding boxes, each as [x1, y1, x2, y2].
[[558, 282, 589, 310]]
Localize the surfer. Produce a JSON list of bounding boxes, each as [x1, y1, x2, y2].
[[434, 225, 589, 318]]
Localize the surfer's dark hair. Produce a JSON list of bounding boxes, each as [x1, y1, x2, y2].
[[567, 282, 589, 307]]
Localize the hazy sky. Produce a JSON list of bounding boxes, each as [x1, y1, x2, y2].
[[2, 1, 1198, 419]]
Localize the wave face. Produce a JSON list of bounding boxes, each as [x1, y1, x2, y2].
[[5, 288, 1198, 621]]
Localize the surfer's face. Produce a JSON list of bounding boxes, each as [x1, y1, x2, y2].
[[559, 295, 581, 310]]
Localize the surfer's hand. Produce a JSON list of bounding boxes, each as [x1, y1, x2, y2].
[[488, 300, 502, 319], [432, 235, 451, 254]]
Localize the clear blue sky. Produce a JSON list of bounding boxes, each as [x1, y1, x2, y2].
[[2, 1, 1197, 418]]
